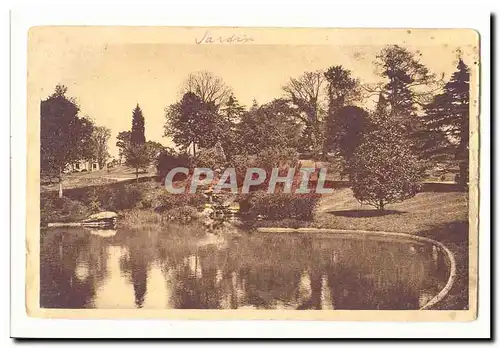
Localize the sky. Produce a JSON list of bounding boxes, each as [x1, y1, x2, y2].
[[28, 27, 478, 158]]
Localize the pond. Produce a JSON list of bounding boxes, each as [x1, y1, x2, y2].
[[40, 223, 450, 310]]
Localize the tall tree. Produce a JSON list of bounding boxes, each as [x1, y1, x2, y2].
[[282, 71, 326, 155], [220, 94, 245, 123], [324, 65, 361, 113], [323, 66, 363, 156], [164, 92, 222, 156], [89, 126, 111, 169], [219, 94, 245, 161], [40, 84, 93, 197], [422, 58, 470, 189], [131, 104, 146, 146], [181, 71, 232, 107], [127, 104, 149, 182], [373, 45, 437, 143]]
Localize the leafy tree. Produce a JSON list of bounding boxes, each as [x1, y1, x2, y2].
[[131, 104, 146, 146], [324, 106, 370, 172], [282, 71, 326, 155], [88, 126, 111, 169], [237, 98, 301, 155], [156, 149, 193, 179], [116, 130, 131, 164], [124, 144, 152, 182], [347, 101, 424, 211], [164, 92, 223, 156], [40, 84, 94, 197], [422, 58, 470, 189]]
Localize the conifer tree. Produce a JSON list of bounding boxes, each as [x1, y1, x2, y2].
[[422, 58, 470, 189]]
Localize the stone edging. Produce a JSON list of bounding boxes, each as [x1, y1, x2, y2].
[[255, 227, 457, 310]]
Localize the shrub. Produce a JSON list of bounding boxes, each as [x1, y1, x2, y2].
[[163, 206, 199, 222], [194, 145, 227, 170], [153, 191, 206, 212], [241, 191, 320, 220], [156, 150, 193, 180], [108, 184, 144, 210], [41, 196, 89, 223], [347, 116, 424, 211]]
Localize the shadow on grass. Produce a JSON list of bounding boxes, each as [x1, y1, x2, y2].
[[327, 209, 407, 218]]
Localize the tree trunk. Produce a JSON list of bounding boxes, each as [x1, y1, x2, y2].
[[135, 167, 139, 183], [192, 142, 197, 157], [378, 199, 385, 211], [58, 167, 63, 198]]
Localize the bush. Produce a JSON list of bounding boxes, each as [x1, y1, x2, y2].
[[153, 191, 206, 212], [240, 191, 320, 220], [41, 196, 89, 224], [108, 184, 144, 210], [156, 150, 193, 180], [163, 206, 199, 222], [194, 145, 227, 170]]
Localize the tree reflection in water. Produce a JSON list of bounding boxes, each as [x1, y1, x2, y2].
[[40, 224, 450, 310]]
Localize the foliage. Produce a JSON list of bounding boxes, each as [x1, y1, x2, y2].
[[124, 104, 152, 180], [347, 107, 424, 211], [163, 206, 199, 222], [116, 130, 131, 163], [324, 106, 370, 162], [164, 92, 226, 156], [241, 191, 321, 220], [124, 144, 152, 176], [324, 65, 361, 110], [422, 58, 470, 189], [108, 184, 144, 210], [373, 45, 438, 150], [131, 104, 146, 146], [40, 84, 94, 196], [194, 144, 227, 170], [237, 98, 302, 155], [88, 126, 111, 169], [40, 196, 89, 224], [282, 71, 326, 155], [156, 149, 193, 179], [219, 94, 245, 160], [153, 191, 206, 212]]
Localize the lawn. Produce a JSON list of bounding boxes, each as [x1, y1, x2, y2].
[[314, 189, 468, 234], [40, 165, 158, 193]]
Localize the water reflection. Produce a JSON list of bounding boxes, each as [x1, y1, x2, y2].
[[40, 224, 450, 310]]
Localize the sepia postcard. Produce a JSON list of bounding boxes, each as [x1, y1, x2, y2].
[[24, 26, 479, 322]]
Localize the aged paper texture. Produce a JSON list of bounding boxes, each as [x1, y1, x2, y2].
[[26, 26, 479, 321]]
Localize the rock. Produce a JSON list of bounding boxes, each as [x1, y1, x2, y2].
[[83, 211, 118, 222]]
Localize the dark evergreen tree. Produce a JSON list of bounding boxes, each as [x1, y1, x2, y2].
[[131, 104, 146, 146], [127, 104, 150, 182], [375, 45, 435, 146], [422, 58, 470, 189]]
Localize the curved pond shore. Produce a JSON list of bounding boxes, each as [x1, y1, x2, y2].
[[256, 227, 457, 310]]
